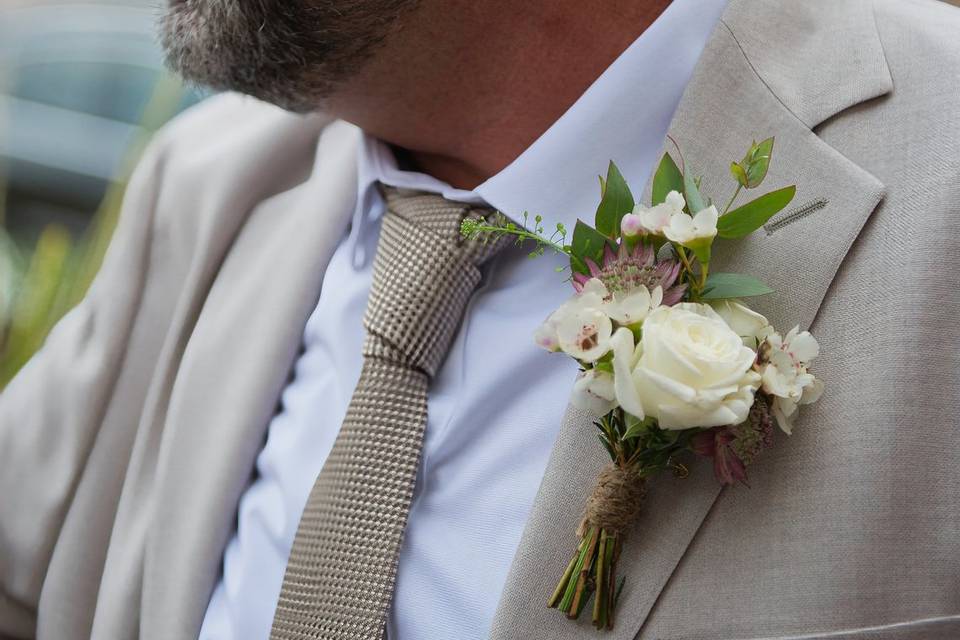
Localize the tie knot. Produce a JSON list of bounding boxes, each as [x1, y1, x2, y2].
[[362, 187, 507, 377]]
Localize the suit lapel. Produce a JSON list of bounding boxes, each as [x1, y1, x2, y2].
[[140, 121, 362, 639], [492, 1, 890, 638]]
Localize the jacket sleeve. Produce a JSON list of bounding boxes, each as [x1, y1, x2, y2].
[[0, 139, 167, 637]]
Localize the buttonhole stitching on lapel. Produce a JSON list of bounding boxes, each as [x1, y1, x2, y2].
[[764, 198, 828, 236]]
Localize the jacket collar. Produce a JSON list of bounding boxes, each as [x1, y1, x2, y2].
[[721, 0, 892, 129]]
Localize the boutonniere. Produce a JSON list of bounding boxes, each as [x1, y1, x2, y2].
[[463, 137, 824, 631]]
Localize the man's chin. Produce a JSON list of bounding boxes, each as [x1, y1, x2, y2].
[[160, 1, 315, 111], [160, 0, 417, 112]]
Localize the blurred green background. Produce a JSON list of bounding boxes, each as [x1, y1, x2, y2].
[[0, 0, 206, 388]]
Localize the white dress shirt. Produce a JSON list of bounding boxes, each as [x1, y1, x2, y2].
[[200, 1, 726, 638]]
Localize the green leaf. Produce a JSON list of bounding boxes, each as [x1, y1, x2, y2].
[[570, 219, 610, 275], [701, 272, 774, 299], [731, 137, 776, 190], [595, 161, 634, 238], [717, 185, 796, 239], [623, 415, 654, 440], [745, 137, 775, 188], [651, 428, 683, 451], [651, 153, 684, 206], [683, 171, 708, 214], [569, 254, 588, 275]]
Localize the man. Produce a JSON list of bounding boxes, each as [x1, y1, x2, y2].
[[2, 0, 959, 638]]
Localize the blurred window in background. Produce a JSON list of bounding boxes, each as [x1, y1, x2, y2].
[[0, 0, 206, 387]]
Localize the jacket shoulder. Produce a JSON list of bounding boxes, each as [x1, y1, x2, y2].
[[869, 0, 960, 157], [874, 0, 960, 64]]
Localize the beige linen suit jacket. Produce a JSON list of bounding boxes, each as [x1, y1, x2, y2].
[[2, 1, 959, 638]]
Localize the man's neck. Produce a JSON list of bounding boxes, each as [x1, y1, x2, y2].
[[330, 0, 673, 189]]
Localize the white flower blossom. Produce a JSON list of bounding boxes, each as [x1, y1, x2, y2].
[[555, 308, 613, 362], [535, 279, 611, 362], [663, 204, 718, 247], [620, 213, 644, 238], [604, 285, 663, 326], [534, 278, 660, 361], [632, 190, 686, 235], [759, 326, 823, 434], [570, 369, 618, 415], [630, 190, 717, 255], [533, 319, 562, 352]]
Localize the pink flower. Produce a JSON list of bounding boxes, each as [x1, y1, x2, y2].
[[571, 240, 686, 306]]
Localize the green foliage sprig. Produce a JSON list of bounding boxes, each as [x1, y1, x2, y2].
[[460, 139, 796, 304]]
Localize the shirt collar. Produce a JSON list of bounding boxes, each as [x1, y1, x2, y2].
[[356, 0, 727, 232]]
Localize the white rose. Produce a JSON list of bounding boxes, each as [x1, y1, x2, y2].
[[710, 299, 772, 347], [611, 303, 761, 430], [632, 190, 686, 235], [570, 369, 618, 415], [662, 204, 718, 248], [759, 326, 823, 434]]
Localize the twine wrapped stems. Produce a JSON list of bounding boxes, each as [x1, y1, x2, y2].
[[548, 463, 645, 628], [548, 407, 698, 629]]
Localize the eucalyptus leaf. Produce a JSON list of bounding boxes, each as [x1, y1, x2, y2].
[[683, 171, 708, 214], [729, 137, 775, 189], [595, 161, 634, 238], [651, 152, 684, 206], [717, 185, 796, 239], [701, 272, 774, 299], [570, 219, 610, 275], [745, 137, 775, 188]]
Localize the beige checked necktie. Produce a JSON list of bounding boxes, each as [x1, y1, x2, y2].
[[270, 187, 508, 640]]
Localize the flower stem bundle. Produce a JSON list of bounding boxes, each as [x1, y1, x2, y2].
[[549, 524, 623, 628], [548, 457, 640, 628]]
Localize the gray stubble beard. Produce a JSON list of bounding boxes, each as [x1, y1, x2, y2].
[[160, 0, 419, 112]]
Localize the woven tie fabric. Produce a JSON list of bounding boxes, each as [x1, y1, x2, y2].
[[270, 188, 508, 640]]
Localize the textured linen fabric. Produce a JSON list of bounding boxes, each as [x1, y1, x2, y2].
[[270, 191, 507, 639], [2, 1, 960, 639]]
